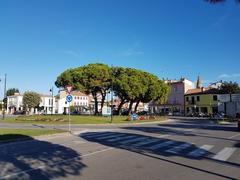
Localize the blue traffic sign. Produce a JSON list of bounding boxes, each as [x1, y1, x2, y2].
[[66, 95, 73, 102]]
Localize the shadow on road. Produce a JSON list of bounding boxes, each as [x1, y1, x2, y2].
[[160, 119, 239, 132], [80, 131, 239, 180], [122, 126, 240, 142], [0, 135, 86, 180]]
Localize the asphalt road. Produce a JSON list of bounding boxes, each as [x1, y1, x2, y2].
[[0, 118, 239, 180]]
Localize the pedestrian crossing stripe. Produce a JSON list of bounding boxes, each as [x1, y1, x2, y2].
[[84, 132, 116, 139], [212, 147, 237, 161], [107, 135, 137, 142], [97, 134, 126, 140], [133, 139, 160, 147], [119, 137, 147, 144], [148, 140, 176, 150], [187, 145, 213, 158], [166, 143, 193, 154], [83, 133, 238, 162]]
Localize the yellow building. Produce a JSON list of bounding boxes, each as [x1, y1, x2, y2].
[[185, 88, 219, 116]]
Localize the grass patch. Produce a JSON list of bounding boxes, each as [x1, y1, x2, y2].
[[2, 115, 168, 125], [0, 129, 66, 143]]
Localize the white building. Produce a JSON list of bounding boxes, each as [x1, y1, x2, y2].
[[7, 93, 56, 115], [56, 90, 90, 114]]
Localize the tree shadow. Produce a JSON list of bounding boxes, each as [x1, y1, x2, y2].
[[160, 119, 239, 132], [0, 135, 86, 180], [80, 131, 211, 160], [80, 131, 240, 180], [122, 126, 240, 142]]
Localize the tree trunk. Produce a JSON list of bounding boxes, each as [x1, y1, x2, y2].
[[117, 100, 127, 115], [127, 101, 134, 115], [100, 91, 106, 113], [92, 92, 99, 115], [134, 100, 140, 113]]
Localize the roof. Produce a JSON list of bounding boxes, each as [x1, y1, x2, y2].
[[70, 91, 88, 96], [185, 88, 220, 95]]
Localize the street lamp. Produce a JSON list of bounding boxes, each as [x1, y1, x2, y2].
[[49, 87, 54, 115], [1, 74, 7, 120]]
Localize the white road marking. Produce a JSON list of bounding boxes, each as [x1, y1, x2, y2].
[[157, 134, 170, 138], [85, 132, 115, 139], [166, 143, 193, 154], [119, 137, 147, 144], [212, 147, 237, 161], [188, 145, 214, 158], [228, 133, 240, 139], [133, 139, 160, 147], [0, 147, 114, 180], [97, 134, 124, 140], [148, 140, 176, 150], [107, 135, 136, 142]]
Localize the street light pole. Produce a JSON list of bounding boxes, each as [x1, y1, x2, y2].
[[110, 65, 114, 123], [2, 74, 7, 120], [50, 86, 54, 115]]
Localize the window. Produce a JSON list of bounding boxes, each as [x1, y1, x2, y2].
[[213, 95, 218, 101], [186, 97, 189, 102], [197, 96, 200, 101]]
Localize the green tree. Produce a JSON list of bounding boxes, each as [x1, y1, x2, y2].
[[55, 63, 111, 115], [220, 81, 240, 94], [6, 88, 19, 96], [113, 67, 170, 115], [23, 91, 41, 114], [3, 88, 20, 108]]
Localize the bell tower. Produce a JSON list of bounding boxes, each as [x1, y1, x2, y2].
[[196, 76, 202, 89]]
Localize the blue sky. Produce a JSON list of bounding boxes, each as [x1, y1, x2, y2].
[[0, 0, 240, 97]]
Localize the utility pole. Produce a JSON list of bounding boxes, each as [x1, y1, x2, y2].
[[50, 86, 54, 115], [2, 74, 7, 120], [110, 65, 114, 123]]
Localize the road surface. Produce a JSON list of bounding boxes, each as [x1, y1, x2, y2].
[[0, 118, 239, 180]]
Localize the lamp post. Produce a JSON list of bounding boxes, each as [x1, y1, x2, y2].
[[49, 87, 54, 115], [1, 74, 7, 120], [110, 65, 114, 123]]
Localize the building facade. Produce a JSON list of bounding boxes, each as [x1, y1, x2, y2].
[[184, 88, 220, 116], [56, 90, 90, 114], [7, 93, 56, 115], [149, 78, 195, 115]]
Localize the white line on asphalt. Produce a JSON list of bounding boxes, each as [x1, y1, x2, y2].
[[85, 132, 115, 139], [107, 135, 136, 142], [96, 134, 125, 140], [148, 140, 176, 150], [212, 147, 237, 161], [157, 134, 170, 138], [228, 133, 240, 139], [133, 139, 159, 147], [119, 137, 147, 144], [0, 147, 114, 180], [165, 143, 193, 154], [188, 145, 214, 158]]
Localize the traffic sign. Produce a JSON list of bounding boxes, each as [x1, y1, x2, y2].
[[66, 95, 73, 102], [65, 85, 73, 94]]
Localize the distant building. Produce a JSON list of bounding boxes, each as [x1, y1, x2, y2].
[[149, 78, 195, 115], [56, 90, 90, 114], [218, 94, 240, 117], [184, 88, 220, 115], [7, 93, 56, 115], [207, 80, 223, 89]]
